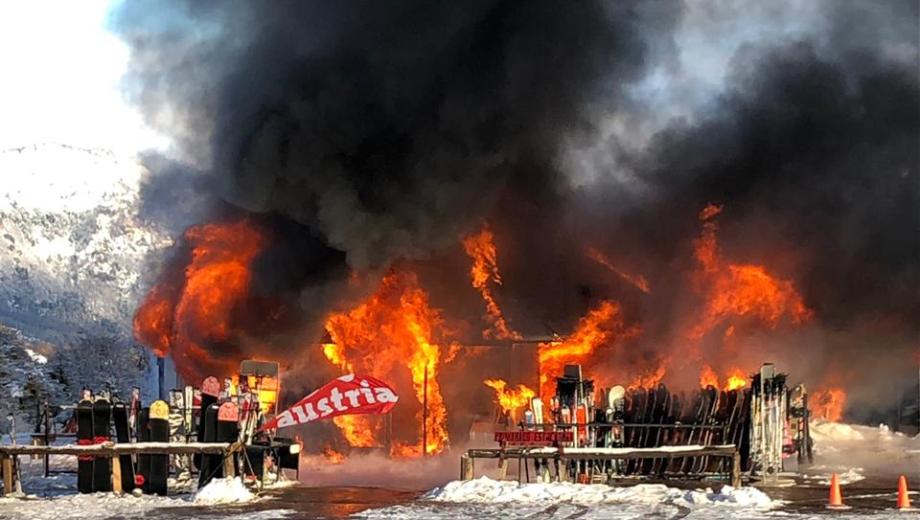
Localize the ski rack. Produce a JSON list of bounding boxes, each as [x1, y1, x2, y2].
[[483, 362, 813, 484]]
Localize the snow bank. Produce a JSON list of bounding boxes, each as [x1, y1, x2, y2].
[[808, 420, 920, 478], [678, 485, 773, 508], [810, 420, 865, 443], [194, 477, 255, 505], [425, 477, 773, 510]]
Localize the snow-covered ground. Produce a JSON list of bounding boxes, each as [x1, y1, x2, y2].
[[358, 477, 778, 519], [0, 455, 299, 519], [2, 421, 918, 519]]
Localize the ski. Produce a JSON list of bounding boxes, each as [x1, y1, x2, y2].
[[92, 396, 112, 492], [217, 402, 240, 476], [148, 400, 170, 496], [76, 393, 94, 494]]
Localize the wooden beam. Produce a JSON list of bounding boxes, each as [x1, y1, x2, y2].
[[0, 442, 231, 457]]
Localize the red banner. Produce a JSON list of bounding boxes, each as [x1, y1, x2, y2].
[[494, 431, 573, 445], [260, 374, 398, 431]]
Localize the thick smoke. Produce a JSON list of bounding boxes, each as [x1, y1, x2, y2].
[[112, 0, 680, 380], [113, 1, 918, 418]]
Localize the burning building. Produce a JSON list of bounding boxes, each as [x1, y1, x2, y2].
[[116, 0, 918, 464]]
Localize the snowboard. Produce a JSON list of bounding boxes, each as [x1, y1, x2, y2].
[[198, 402, 222, 489], [111, 400, 136, 492], [137, 407, 150, 493], [217, 402, 240, 475], [148, 400, 170, 496], [76, 398, 95, 494], [195, 376, 221, 471], [92, 398, 112, 492]]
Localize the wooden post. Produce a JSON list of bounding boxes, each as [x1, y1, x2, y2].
[[1, 455, 13, 496], [224, 454, 236, 478], [460, 454, 474, 481], [422, 363, 429, 457], [112, 456, 123, 494], [731, 450, 742, 488]]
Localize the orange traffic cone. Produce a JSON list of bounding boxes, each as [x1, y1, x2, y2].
[[897, 475, 914, 510], [827, 473, 850, 510]]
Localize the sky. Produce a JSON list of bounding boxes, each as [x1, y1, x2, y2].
[[0, 0, 165, 156]]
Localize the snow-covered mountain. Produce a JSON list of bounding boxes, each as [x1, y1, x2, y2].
[[0, 143, 172, 340], [0, 144, 173, 428]]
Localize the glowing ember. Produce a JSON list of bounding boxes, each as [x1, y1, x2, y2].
[[133, 220, 267, 381], [323, 270, 450, 456], [537, 301, 639, 403], [462, 224, 521, 340], [812, 387, 847, 421], [690, 204, 812, 340], [585, 246, 651, 293], [483, 379, 535, 421]]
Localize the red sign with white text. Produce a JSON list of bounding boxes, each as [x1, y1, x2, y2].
[[259, 374, 398, 431], [494, 431, 573, 445]]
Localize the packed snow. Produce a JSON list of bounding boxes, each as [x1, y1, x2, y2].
[[424, 476, 773, 509], [195, 476, 256, 504]]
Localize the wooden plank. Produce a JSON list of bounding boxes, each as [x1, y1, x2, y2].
[[112, 456, 123, 494], [466, 445, 737, 460], [0, 442, 231, 457]]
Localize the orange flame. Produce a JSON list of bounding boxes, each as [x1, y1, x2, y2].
[[462, 225, 521, 340], [323, 270, 450, 456], [699, 364, 719, 389], [690, 204, 812, 340], [484, 379, 535, 421], [537, 301, 638, 402], [331, 416, 377, 448], [811, 387, 847, 421], [700, 364, 748, 390], [323, 446, 346, 464], [628, 365, 666, 390], [133, 220, 267, 381], [585, 247, 651, 293], [725, 368, 748, 390]]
